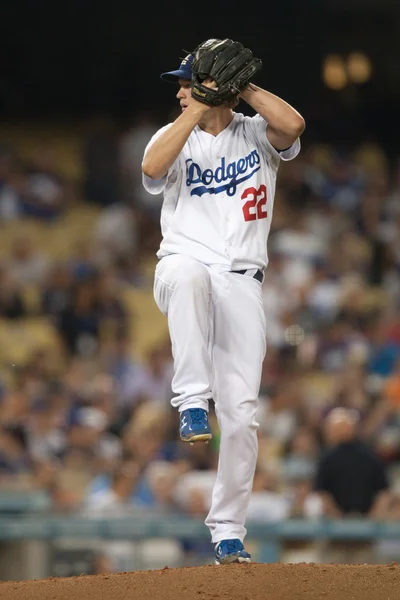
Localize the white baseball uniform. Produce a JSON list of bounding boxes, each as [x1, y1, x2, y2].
[[142, 112, 300, 543]]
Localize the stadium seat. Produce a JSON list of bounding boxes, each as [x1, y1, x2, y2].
[[0, 317, 62, 366], [122, 287, 169, 361]]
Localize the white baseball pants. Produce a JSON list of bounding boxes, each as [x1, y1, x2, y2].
[[153, 254, 267, 544]]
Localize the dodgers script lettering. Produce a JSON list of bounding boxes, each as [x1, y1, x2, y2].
[[185, 150, 261, 197]]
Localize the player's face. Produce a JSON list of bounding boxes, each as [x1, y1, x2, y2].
[[176, 78, 193, 112]]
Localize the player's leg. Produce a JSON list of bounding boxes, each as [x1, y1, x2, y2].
[[205, 271, 266, 554], [153, 254, 214, 442]]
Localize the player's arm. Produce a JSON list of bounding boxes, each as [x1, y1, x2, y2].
[[239, 85, 305, 150], [142, 102, 211, 180]]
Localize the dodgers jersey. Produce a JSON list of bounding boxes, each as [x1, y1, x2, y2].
[[142, 112, 300, 271]]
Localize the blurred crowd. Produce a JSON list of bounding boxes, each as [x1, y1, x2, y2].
[[1, 109, 400, 568]]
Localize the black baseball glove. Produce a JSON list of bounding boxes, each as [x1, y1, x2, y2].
[[191, 38, 262, 107]]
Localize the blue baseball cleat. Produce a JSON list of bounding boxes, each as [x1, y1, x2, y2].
[[179, 408, 212, 444], [214, 539, 251, 565]]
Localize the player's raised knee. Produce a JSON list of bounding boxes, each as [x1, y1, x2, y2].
[[169, 257, 211, 290]]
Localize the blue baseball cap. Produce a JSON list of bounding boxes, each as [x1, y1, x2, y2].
[[160, 53, 194, 82]]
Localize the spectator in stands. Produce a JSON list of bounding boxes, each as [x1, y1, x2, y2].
[[246, 465, 290, 522], [286, 476, 323, 520], [96, 267, 129, 340], [141, 460, 180, 513], [100, 331, 141, 412], [270, 206, 327, 295], [51, 446, 99, 512], [6, 234, 51, 287], [83, 459, 141, 513], [0, 265, 27, 319], [82, 459, 149, 573], [67, 404, 122, 475], [315, 407, 390, 518], [57, 276, 101, 357], [1, 353, 55, 427], [93, 198, 138, 266], [313, 318, 358, 373], [24, 347, 60, 389], [362, 357, 400, 464], [21, 143, 70, 221], [335, 274, 374, 330], [302, 257, 341, 324], [118, 110, 165, 255], [68, 240, 99, 281], [261, 250, 300, 348], [24, 397, 67, 463], [0, 427, 30, 484], [118, 345, 173, 411], [282, 426, 319, 484], [257, 380, 301, 448], [118, 109, 162, 212], [41, 262, 73, 320], [320, 150, 365, 213], [122, 404, 170, 473], [365, 315, 400, 381], [382, 358, 400, 412], [314, 407, 391, 563], [173, 468, 217, 517], [175, 468, 218, 563], [320, 362, 370, 424], [84, 437, 179, 515]]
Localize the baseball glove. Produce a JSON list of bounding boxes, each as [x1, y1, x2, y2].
[[191, 38, 262, 107]]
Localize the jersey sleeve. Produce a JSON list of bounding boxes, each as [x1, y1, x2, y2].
[[141, 123, 177, 195], [142, 175, 166, 195], [271, 134, 301, 162], [246, 113, 301, 163]]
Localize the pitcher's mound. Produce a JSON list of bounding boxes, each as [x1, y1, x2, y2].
[[0, 562, 399, 600]]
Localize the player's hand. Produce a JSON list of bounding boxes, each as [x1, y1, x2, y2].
[[190, 77, 217, 113], [202, 77, 218, 89], [191, 38, 262, 106]]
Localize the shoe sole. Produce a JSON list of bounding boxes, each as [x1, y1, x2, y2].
[[180, 433, 212, 445], [215, 556, 251, 565]]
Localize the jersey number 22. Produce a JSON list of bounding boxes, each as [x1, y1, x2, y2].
[[241, 185, 267, 222]]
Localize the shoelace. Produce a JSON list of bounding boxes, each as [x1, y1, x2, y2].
[[188, 408, 205, 424], [218, 539, 243, 555]]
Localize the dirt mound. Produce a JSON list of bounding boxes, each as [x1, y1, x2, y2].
[[1, 562, 399, 600]]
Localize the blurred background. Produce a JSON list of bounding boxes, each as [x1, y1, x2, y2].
[[1, 0, 400, 581]]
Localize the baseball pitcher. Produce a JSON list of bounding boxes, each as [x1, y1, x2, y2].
[[142, 38, 305, 564]]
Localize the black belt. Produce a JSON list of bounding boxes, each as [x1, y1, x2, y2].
[[232, 269, 264, 283]]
